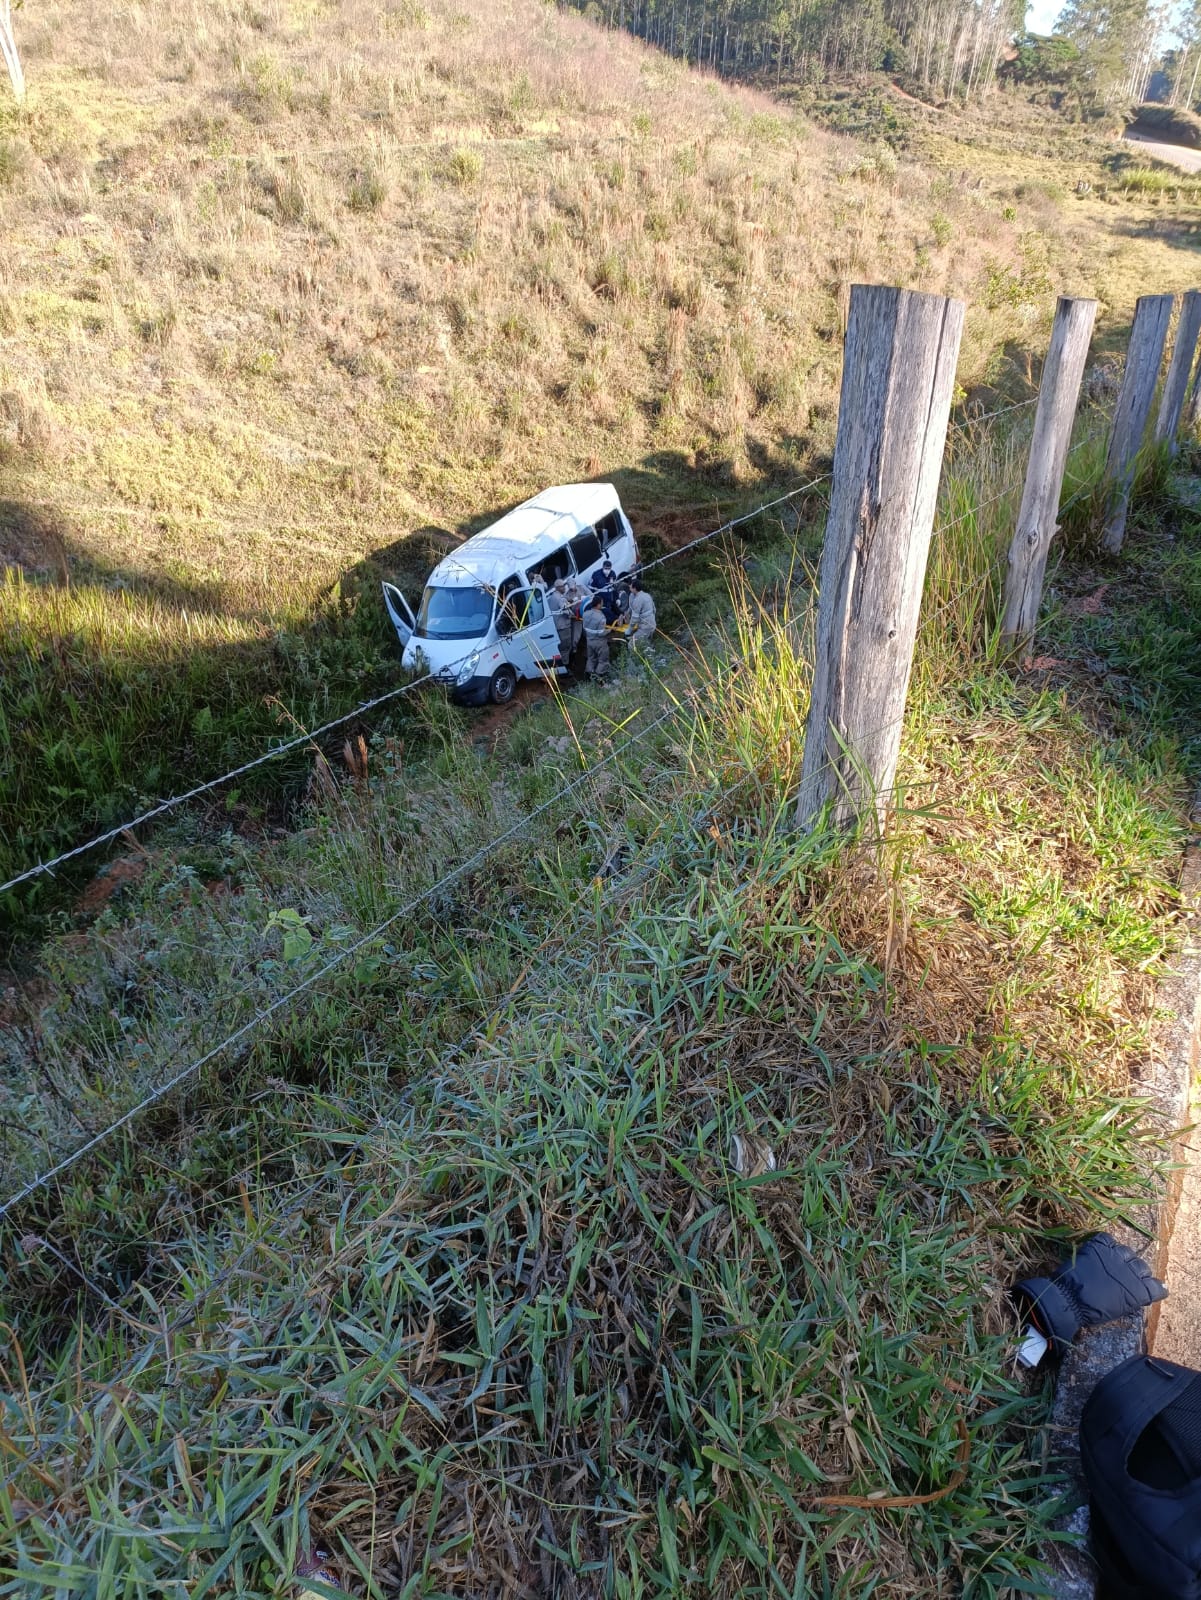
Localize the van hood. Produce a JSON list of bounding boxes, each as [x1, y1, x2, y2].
[[402, 635, 505, 681]]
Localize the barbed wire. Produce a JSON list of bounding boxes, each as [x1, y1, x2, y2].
[[0, 758, 758, 1498], [949, 394, 1041, 432], [0, 473, 833, 898], [0, 393, 1143, 1325], [0, 701, 685, 1217], [0, 669, 441, 896], [4, 440, 1099, 1212], [0, 404, 1115, 909], [637, 475, 832, 575], [0, 397, 1120, 903]]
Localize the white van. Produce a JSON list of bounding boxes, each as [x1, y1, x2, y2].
[[382, 483, 638, 705]]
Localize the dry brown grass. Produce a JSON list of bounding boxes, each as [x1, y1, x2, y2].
[[0, 0, 1187, 607]]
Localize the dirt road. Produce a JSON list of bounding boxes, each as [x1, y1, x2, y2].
[[1123, 126, 1201, 173]]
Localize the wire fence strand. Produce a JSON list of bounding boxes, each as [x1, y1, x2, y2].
[[1, 473, 832, 898], [0, 760, 759, 1498], [0, 400, 1125, 1209], [0, 701, 684, 1217], [0, 399, 1117, 901]]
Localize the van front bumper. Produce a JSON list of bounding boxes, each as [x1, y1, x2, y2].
[[450, 673, 492, 706]]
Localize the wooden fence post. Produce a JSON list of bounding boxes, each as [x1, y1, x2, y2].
[[1185, 349, 1201, 434], [1101, 292, 1175, 554], [796, 284, 964, 833], [1000, 296, 1097, 650], [1157, 288, 1201, 452]]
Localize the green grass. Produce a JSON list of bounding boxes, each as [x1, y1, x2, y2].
[[1, 10, 1198, 1585], [0, 560, 401, 938], [1053, 446, 1201, 779], [0, 475, 813, 950], [1105, 163, 1201, 202], [0, 497, 1190, 1595], [2, 0, 1195, 939], [0, 710, 1172, 1599]]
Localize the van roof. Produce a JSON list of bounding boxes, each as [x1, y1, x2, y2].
[[429, 483, 621, 587]]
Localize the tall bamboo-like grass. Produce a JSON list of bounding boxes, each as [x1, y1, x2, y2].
[[682, 548, 813, 800], [915, 406, 1134, 685], [1056, 428, 1175, 557], [1112, 166, 1201, 202], [918, 418, 1031, 679]]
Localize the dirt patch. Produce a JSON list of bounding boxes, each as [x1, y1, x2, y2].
[[465, 679, 561, 750], [637, 508, 718, 552], [888, 80, 944, 111], [77, 854, 148, 914]]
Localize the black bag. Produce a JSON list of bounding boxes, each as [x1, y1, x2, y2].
[[1080, 1355, 1201, 1599]]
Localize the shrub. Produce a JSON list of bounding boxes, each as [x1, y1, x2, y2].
[[348, 167, 387, 211], [0, 137, 25, 187], [445, 146, 482, 185]]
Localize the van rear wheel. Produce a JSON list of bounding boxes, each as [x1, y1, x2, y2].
[[489, 665, 517, 705]]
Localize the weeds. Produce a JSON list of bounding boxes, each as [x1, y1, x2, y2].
[[1056, 462, 1201, 777], [0, 563, 399, 935], [0, 14, 1197, 1589], [0, 574, 1184, 1593], [0, 0, 1191, 916], [444, 145, 482, 185], [0, 465, 1193, 1594]]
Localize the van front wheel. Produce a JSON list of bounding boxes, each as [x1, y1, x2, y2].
[[489, 665, 518, 705]]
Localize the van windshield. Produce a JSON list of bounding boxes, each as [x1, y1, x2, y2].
[[416, 584, 494, 640]]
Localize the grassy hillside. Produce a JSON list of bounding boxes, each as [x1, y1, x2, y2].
[[2, 0, 1198, 912], [1, 451, 1195, 1593], [1133, 102, 1201, 149], [2, 9, 1200, 1592]]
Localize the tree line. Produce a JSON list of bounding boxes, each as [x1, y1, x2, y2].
[[566, 0, 1198, 112], [569, 0, 1023, 98]]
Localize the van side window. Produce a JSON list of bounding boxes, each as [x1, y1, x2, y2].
[[530, 547, 570, 587], [569, 529, 601, 573], [596, 510, 623, 550], [497, 574, 522, 633], [497, 581, 545, 634]]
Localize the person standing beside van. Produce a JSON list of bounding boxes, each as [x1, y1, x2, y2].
[[565, 575, 587, 652], [549, 578, 576, 661], [606, 560, 627, 622], [626, 577, 656, 651], [582, 595, 610, 680]]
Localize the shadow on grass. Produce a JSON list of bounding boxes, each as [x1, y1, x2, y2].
[[0, 497, 406, 949], [0, 448, 782, 948], [1047, 472, 1201, 781]]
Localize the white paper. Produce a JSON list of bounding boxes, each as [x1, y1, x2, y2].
[[1016, 1325, 1049, 1368]]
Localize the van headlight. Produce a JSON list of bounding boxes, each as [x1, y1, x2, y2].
[[455, 651, 482, 684]]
